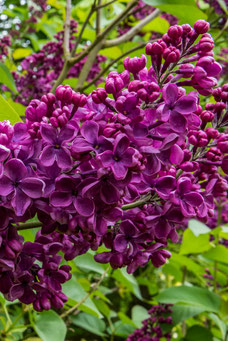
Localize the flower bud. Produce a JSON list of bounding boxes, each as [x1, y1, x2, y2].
[[194, 20, 210, 34]]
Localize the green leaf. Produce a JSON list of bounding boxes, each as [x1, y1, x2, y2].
[[34, 310, 66, 341], [118, 312, 137, 327], [171, 304, 205, 324], [184, 325, 213, 341], [156, 285, 221, 313], [12, 48, 32, 60], [71, 313, 106, 337], [132, 305, 149, 328], [171, 253, 204, 277], [141, 17, 169, 34], [143, 1, 207, 26], [100, 46, 123, 59], [0, 95, 22, 124], [188, 219, 211, 236], [0, 63, 17, 93], [111, 321, 135, 337], [209, 313, 227, 339], [74, 253, 106, 274], [180, 229, 211, 255], [62, 78, 78, 88], [203, 245, 228, 264], [113, 268, 142, 300], [6, 99, 25, 117], [62, 277, 102, 317], [93, 299, 110, 318]]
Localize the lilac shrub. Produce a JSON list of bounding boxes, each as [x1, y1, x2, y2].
[[0, 20, 227, 312]]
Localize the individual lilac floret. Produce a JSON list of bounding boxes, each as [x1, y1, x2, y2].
[[0, 159, 45, 216], [99, 134, 136, 180], [39, 124, 76, 169]]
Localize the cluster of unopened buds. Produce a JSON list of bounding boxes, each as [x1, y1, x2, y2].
[[127, 304, 173, 341], [0, 19, 227, 312]]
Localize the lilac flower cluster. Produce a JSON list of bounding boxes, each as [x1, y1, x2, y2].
[[0, 36, 11, 61], [9, 0, 47, 39], [12, 20, 106, 106], [127, 304, 173, 341], [203, 0, 228, 15], [0, 20, 227, 311]]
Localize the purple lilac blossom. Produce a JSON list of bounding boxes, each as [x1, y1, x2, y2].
[[0, 20, 227, 312]]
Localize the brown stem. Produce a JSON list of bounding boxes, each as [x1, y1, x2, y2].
[[15, 221, 42, 231], [103, 8, 161, 48], [75, 41, 104, 91], [69, 0, 138, 65], [63, 0, 72, 58]]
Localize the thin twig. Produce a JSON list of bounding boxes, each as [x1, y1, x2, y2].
[[71, 0, 97, 58], [63, 0, 72, 58], [103, 8, 161, 48], [96, 0, 102, 36], [79, 41, 149, 91], [61, 267, 110, 319], [69, 0, 138, 65], [14, 221, 42, 231], [96, 0, 117, 9]]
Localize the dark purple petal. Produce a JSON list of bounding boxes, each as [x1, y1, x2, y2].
[[56, 148, 72, 169], [5, 158, 27, 182], [100, 150, 114, 167], [119, 219, 138, 236], [80, 121, 99, 144], [112, 162, 127, 180], [113, 234, 128, 252], [40, 124, 57, 143], [170, 144, 184, 164], [50, 191, 72, 207], [40, 146, 55, 167], [175, 95, 197, 114], [184, 192, 203, 206], [163, 83, 178, 106], [0, 145, 10, 161], [169, 111, 187, 133], [58, 125, 75, 143], [177, 177, 192, 195], [100, 181, 120, 204], [12, 188, 31, 216], [155, 176, 176, 198], [0, 175, 14, 196], [20, 178, 45, 198], [113, 134, 129, 156], [74, 197, 95, 216], [9, 284, 24, 300]]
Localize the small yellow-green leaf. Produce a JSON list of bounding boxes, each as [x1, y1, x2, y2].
[[100, 46, 122, 59], [141, 17, 169, 34], [0, 95, 22, 124], [13, 48, 32, 60], [180, 229, 211, 255]]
